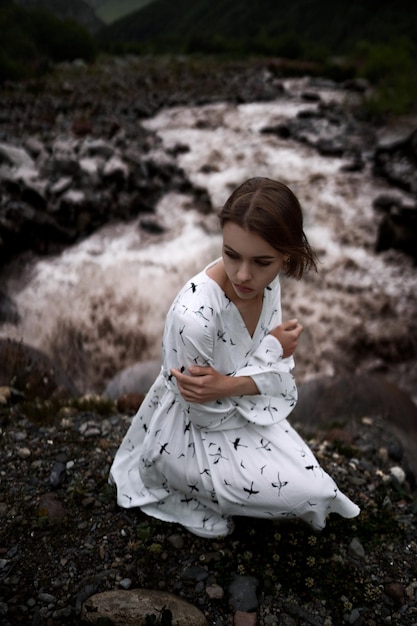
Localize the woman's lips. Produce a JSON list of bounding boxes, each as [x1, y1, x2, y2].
[[234, 284, 253, 293]]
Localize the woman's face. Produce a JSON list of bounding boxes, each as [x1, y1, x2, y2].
[[222, 222, 286, 303]]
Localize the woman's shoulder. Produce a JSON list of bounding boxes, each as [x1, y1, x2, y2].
[[177, 261, 224, 303], [177, 273, 214, 303], [169, 264, 231, 326]]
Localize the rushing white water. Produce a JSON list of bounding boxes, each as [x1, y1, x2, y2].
[[1, 78, 416, 401]]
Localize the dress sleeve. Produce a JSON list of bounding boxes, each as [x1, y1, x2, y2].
[[162, 306, 242, 430], [235, 333, 295, 394], [162, 301, 298, 430], [231, 333, 298, 425]]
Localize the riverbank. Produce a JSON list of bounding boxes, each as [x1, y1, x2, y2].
[[1, 55, 417, 625]]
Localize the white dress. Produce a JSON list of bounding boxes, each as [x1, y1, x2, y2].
[[110, 260, 360, 538]]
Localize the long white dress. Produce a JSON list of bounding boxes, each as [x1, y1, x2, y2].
[[109, 260, 360, 538]]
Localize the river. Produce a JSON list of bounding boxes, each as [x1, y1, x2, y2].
[[1, 77, 416, 403]]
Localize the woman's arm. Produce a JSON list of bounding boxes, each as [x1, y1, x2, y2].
[[164, 285, 298, 428], [170, 366, 258, 404], [270, 319, 303, 357], [171, 318, 302, 403]]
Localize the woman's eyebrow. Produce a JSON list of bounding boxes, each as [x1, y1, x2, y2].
[[223, 244, 276, 260]]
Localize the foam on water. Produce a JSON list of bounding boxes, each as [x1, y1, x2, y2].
[[1, 196, 221, 392], [1, 81, 416, 399], [143, 100, 343, 210]]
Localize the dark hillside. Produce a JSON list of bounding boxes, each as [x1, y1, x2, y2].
[[0, 2, 97, 80], [14, 0, 104, 33], [98, 0, 417, 55]]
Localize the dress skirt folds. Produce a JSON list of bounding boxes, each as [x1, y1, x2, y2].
[[110, 261, 360, 538]]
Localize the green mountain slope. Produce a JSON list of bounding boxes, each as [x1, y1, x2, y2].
[[93, 0, 156, 24], [98, 0, 417, 56]]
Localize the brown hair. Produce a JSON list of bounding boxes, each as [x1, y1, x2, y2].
[[219, 177, 317, 279]]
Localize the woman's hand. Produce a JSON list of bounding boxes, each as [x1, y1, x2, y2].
[[170, 366, 258, 403], [270, 319, 303, 358]]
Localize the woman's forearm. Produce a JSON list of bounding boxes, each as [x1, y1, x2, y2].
[[171, 367, 260, 403], [227, 375, 259, 397]]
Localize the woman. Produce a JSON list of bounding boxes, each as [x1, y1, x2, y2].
[[110, 177, 360, 538]]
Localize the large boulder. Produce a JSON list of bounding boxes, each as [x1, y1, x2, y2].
[[81, 589, 209, 625], [103, 359, 161, 399], [373, 128, 417, 194], [0, 338, 78, 400], [292, 374, 417, 473]]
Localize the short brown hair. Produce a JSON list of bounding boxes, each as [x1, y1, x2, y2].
[[219, 177, 317, 279]]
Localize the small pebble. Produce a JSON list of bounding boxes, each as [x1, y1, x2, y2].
[[206, 583, 224, 600], [348, 537, 366, 560], [17, 447, 31, 459], [119, 578, 132, 589], [390, 466, 406, 484]]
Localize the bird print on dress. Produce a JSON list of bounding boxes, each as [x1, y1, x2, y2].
[[271, 472, 289, 496]]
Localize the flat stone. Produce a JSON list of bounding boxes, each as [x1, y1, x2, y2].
[[81, 589, 209, 625]]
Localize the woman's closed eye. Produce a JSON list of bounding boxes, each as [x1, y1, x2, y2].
[[224, 250, 239, 260], [255, 259, 272, 267], [224, 250, 271, 266]]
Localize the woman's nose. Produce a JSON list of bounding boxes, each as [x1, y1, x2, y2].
[[237, 262, 251, 281]]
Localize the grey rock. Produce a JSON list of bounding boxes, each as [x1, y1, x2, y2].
[[103, 155, 128, 181], [49, 461, 66, 487], [0, 291, 20, 325], [80, 138, 115, 160], [38, 592, 57, 604], [181, 565, 209, 582], [0, 601, 9, 616], [60, 188, 86, 207], [167, 533, 185, 550], [119, 578, 132, 589], [49, 176, 73, 196], [24, 137, 45, 158], [348, 537, 366, 560], [292, 374, 417, 475], [0, 338, 78, 399], [0, 141, 35, 169], [206, 583, 224, 600], [103, 360, 161, 399], [229, 574, 259, 612]]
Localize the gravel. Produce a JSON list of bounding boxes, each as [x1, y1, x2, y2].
[[1, 392, 417, 625]]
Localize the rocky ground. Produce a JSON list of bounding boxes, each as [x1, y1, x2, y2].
[[1, 389, 417, 626]]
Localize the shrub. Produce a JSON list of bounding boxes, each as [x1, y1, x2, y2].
[[0, 3, 96, 82], [24, 8, 97, 64], [353, 37, 417, 117]]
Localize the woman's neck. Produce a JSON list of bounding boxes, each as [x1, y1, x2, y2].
[[206, 260, 263, 336]]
